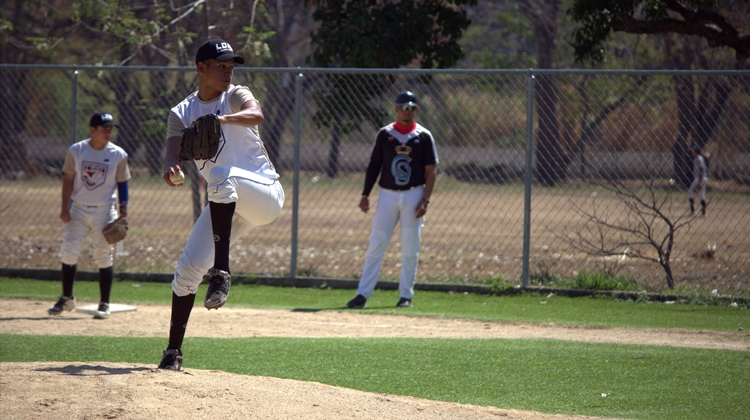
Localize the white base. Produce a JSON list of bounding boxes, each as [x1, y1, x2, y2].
[[75, 303, 137, 315]]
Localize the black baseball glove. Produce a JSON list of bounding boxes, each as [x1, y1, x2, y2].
[[178, 113, 221, 161]]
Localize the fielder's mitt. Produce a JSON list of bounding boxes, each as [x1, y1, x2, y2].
[[178, 113, 221, 161], [102, 217, 128, 244]]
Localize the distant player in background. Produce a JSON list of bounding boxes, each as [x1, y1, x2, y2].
[[688, 145, 708, 218], [346, 91, 438, 310], [158, 38, 284, 371], [49, 112, 131, 320]]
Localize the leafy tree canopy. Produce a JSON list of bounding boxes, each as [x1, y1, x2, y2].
[[568, 0, 750, 64], [309, 0, 477, 68]]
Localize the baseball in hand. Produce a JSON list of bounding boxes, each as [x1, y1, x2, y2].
[[170, 171, 185, 186]]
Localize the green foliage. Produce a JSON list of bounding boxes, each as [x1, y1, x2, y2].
[[309, 0, 476, 69], [532, 268, 640, 292], [571, 270, 639, 291], [533, 270, 638, 291], [307, 0, 477, 134], [530, 269, 565, 286], [459, 5, 537, 69], [568, 0, 750, 63], [480, 275, 512, 293]]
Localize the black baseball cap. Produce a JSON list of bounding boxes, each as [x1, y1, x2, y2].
[[90, 112, 117, 128], [195, 38, 245, 64]]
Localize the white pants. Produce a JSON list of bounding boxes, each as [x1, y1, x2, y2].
[[61, 203, 117, 268], [688, 177, 707, 201], [356, 186, 425, 300], [172, 166, 285, 296]]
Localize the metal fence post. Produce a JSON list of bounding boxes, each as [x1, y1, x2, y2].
[[522, 73, 536, 288], [290, 70, 303, 279], [70, 70, 78, 144]]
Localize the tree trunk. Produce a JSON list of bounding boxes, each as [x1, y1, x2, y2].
[[693, 78, 732, 151], [526, 0, 566, 187], [669, 36, 696, 188], [672, 74, 694, 188], [0, 69, 32, 177]]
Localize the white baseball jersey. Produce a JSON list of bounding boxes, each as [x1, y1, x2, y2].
[[167, 85, 285, 296], [688, 154, 708, 200], [62, 139, 130, 207], [692, 155, 708, 182], [168, 84, 279, 185]]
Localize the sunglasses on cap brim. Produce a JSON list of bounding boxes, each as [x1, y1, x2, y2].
[[399, 105, 417, 111]]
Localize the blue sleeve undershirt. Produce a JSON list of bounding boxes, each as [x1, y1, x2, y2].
[[117, 181, 129, 204]]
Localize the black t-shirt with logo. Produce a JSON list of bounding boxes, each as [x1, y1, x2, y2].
[[362, 123, 439, 196]]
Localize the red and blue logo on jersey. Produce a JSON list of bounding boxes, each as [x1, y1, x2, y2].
[[81, 161, 108, 190]]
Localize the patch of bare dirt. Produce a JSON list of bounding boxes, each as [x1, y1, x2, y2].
[[1, 298, 748, 420]]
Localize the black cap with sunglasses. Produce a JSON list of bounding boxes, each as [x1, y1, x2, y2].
[[395, 91, 418, 110]]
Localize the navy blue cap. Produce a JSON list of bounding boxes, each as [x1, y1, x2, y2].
[[395, 91, 418, 107]]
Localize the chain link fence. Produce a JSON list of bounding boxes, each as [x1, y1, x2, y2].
[[1, 65, 748, 293]]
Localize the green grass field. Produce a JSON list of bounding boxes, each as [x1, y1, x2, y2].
[[1, 278, 749, 420], [1, 278, 748, 330]]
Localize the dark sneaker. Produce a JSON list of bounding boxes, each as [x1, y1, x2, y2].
[[48, 295, 76, 315], [204, 268, 231, 310], [93, 302, 110, 319], [396, 298, 412, 308], [158, 349, 182, 371], [347, 294, 367, 309]]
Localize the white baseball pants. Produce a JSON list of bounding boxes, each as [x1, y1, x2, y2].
[[172, 166, 285, 296], [356, 186, 425, 300], [61, 203, 117, 268], [687, 177, 707, 201]]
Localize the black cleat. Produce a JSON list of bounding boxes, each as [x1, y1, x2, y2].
[[158, 349, 183, 371], [396, 298, 412, 308], [93, 302, 110, 319], [204, 268, 231, 310], [347, 294, 367, 309], [48, 295, 76, 315]]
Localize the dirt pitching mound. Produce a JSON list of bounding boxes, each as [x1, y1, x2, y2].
[[0, 362, 621, 420]]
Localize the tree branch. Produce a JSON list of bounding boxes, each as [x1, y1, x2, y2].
[[614, 16, 750, 60]]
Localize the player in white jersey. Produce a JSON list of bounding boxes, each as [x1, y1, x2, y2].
[[347, 91, 438, 310], [688, 145, 708, 218], [158, 38, 285, 371], [48, 112, 131, 320]]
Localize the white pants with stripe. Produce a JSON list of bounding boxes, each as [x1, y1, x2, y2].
[[356, 186, 425, 300], [61, 203, 117, 268], [172, 166, 285, 297]]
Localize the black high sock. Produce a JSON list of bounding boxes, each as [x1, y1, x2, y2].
[[209, 201, 236, 273], [99, 266, 114, 303], [61, 263, 76, 297], [689, 198, 695, 213], [701, 200, 706, 215], [167, 292, 197, 351]]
